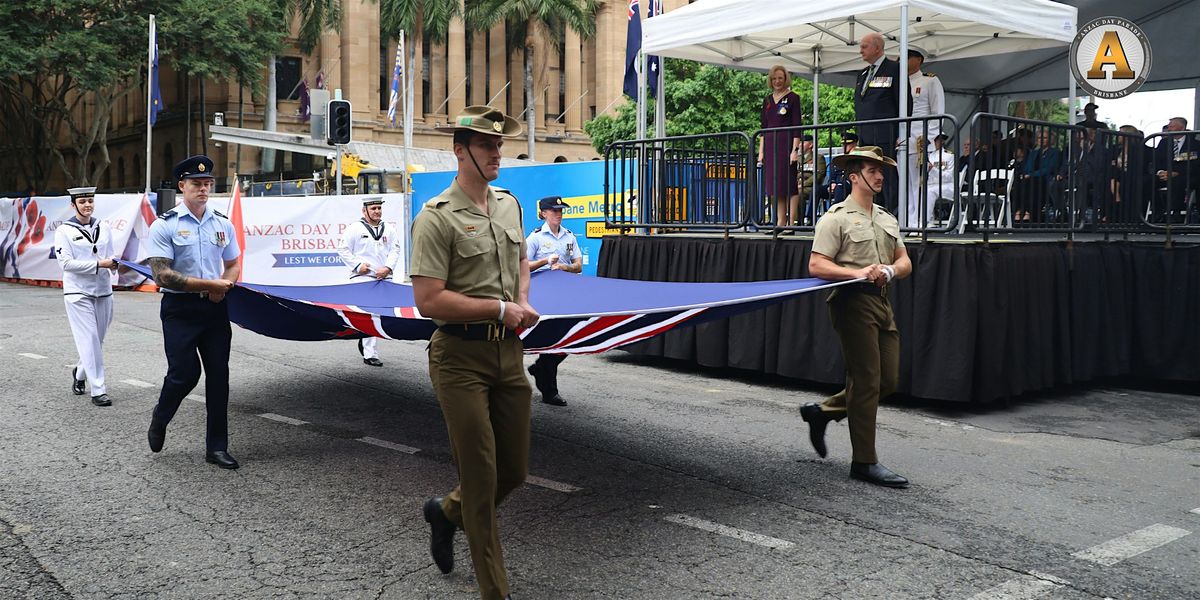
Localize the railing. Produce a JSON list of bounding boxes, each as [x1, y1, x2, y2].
[[603, 114, 1199, 238], [749, 114, 960, 234], [963, 114, 1200, 238], [603, 132, 754, 233]]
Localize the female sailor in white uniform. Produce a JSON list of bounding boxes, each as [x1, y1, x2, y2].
[[54, 186, 118, 406]]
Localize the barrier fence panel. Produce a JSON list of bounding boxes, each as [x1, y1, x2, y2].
[[603, 132, 753, 232], [964, 113, 1200, 236], [750, 114, 960, 234]]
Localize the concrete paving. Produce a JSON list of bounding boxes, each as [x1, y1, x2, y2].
[[1, 282, 1196, 599]]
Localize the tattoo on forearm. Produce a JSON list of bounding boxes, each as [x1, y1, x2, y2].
[[148, 257, 188, 290]]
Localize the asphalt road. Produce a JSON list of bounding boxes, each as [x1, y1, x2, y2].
[[1, 283, 1197, 600]]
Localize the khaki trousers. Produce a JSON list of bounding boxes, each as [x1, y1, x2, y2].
[[428, 330, 531, 600], [821, 291, 900, 464]]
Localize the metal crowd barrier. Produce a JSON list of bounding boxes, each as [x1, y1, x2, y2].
[[749, 114, 960, 234], [963, 113, 1200, 239], [603, 132, 753, 233]]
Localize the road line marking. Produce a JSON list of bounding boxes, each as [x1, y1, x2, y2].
[[258, 413, 308, 426], [525, 475, 581, 493], [121, 378, 155, 388], [664, 514, 794, 549], [357, 436, 420, 454], [1072, 524, 1192, 566], [969, 578, 1059, 600], [186, 394, 205, 403], [1189, 507, 1200, 515], [18, 353, 47, 360]]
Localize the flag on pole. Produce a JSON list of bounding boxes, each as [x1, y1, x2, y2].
[[149, 32, 163, 125], [315, 70, 325, 90], [387, 36, 404, 126], [299, 79, 311, 122], [622, 0, 642, 100]]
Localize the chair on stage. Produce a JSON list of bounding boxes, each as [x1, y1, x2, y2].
[[958, 167, 1014, 233]]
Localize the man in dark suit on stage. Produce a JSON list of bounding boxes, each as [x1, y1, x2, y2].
[[854, 32, 911, 214], [1152, 117, 1199, 223]]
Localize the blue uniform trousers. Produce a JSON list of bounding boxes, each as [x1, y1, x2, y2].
[[152, 293, 232, 451]]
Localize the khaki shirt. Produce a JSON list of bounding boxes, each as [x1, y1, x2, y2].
[[812, 200, 903, 270], [409, 179, 526, 324]]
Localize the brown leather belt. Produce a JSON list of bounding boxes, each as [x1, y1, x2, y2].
[[438, 322, 509, 342]]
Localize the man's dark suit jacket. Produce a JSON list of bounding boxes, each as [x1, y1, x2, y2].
[[853, 57, 912, 155]]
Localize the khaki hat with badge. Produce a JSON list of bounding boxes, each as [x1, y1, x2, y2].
[[831, 146, 898, 170], [439, 105, 523, 138]]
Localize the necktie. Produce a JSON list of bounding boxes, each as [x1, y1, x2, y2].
[[861, 64, 877, 95]]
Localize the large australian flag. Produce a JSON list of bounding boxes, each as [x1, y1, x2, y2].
[[622, 0, 659, 100]]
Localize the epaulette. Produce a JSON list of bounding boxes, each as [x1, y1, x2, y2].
[[531, 225, 542, 234], [924, 71, 937, 77], [491, 186, 517, 201], [562, 226, 573, 235], [212, 210, 228, 219], [828, 203, 846, 213], [157, 210, 177, 220], [424, 196, 450, 209]]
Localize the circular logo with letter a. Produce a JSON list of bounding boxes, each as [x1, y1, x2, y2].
[[1070, 16, 1152, 99]]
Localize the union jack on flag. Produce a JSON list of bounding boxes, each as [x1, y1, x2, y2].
[[120, 264, 848, 354]]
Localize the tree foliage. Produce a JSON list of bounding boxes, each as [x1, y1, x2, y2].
[[584, 59, 859, 154], [0, 0, 289, 191], [1009, 99, 1070, 125]]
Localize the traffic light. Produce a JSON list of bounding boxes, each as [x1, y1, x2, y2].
[[326, 99, 352, 145]]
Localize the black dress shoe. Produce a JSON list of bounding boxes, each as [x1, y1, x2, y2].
[[90, 394, 111, 407], [541, 394, 567, 407], [850, 462, 909, 488], [363, 357, 383, 367], [423, 497, 455, 574], [71, 368, 86, 395], [799, 403, 834, 458], [205, 450, 240, 469], [147, 423, 166, 453]]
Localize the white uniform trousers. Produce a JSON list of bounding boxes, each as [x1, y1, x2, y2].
[[361, 336, 379, 360], [65, 295, 112, 396], [905, 142, 932, 229]]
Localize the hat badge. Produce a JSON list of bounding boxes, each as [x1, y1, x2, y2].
[[198, 163, 206, 172], [492, 121, 503, 133]]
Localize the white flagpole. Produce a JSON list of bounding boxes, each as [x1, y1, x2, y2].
[[401, 29, 414, 277], [144, 14, 155, 195]]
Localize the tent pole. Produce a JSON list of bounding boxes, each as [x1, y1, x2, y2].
[[1068, 61, 1077, 125], [898, 6, 910, 227], [654, 56, 665, 138], [637, 51, 648, 141], [811, 47, 820, 128]]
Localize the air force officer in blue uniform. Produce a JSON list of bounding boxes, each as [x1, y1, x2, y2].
[[145, 155, 243, 469], [525, 196, 581, 407]]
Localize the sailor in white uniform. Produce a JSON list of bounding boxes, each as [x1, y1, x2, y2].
[[924, 134, 958, 223], [53, 186, 118, 406], [903, 46, 945, 229], [336, 196, 404, 366]]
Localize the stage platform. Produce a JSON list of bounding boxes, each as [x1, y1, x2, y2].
[[596, 232, 1200, 403]]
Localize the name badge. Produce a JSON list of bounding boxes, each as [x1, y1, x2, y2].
[[868, 76, 892, 88]]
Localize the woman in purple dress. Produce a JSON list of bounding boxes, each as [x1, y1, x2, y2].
[[758, 65, 804, 230]]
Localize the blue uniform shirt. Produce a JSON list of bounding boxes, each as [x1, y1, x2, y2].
[[526, 225, 580, 273], [148, 205, 240, 293]]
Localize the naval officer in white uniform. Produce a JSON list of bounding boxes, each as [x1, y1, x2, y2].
[[336, 196, 405, 366], [54, 186, 118, 406], [903, 46, 945, 229]]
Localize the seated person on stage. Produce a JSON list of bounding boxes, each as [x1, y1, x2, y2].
[[798, 134, 827, 224], [1152, 116, 1199, 223], [825, 132, 858, 204], [1018, 129, 1062, 222], [924, 134, 957, 222]]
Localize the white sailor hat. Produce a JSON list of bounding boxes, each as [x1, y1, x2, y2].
[[907, 46, 929, 61], [362, 197, 385, 207], [67, 186, 97, 198]]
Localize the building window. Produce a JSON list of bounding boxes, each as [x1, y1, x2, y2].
[[117, 157, 126, 189], [276, 57, 302, 101], [380, 40, 391, 110], [163, 143, 174, 182]]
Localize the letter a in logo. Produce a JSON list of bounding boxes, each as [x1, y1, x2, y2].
[[1086, 31, 1135, 80]]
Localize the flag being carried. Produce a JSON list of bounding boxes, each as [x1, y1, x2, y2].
[[387, 34, 405, 126]]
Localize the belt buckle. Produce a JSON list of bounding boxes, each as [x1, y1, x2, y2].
[[198, 291, 209, 299], [486, 322, 505, 342]]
